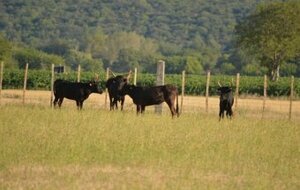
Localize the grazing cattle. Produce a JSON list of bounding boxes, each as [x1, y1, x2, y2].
[[105, 71, 131, 110], [53, 79, 103, 109], [218, 83, 234, 121], [120, 84, 179, 117]]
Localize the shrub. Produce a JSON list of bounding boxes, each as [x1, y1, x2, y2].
[[2, 69, 299, 98]]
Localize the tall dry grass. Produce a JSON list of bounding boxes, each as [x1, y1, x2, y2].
[[0, 105, 299, 189]]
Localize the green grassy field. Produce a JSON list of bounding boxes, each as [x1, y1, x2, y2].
[[0, 105, 299, 189]]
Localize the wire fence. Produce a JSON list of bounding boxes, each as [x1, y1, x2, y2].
[[0, 62, 299, 121]]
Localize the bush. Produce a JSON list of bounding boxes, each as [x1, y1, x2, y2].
[[2, 69, 299, 98]]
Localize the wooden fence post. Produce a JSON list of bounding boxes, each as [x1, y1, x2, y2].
[[289, 76, 294, 120], [50, 64, 55, 107], [155, 60, 165, 114], [77, 65, 81, 82], [0, 61, 3, 105], [181, 70, 185, 114], [235, 73, 240, 110], [133, 67, 137, 85], [262, 75, 267, 119], [104, 67, 109, 109], [23, 63, 29, 105], [205, 71, 210, 113]]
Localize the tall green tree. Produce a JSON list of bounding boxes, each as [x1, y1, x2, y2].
[[185, 56, 204, 74], [0, 34, 12, 62], [235, 1, 300, 81], [14, 48, 64, 69]]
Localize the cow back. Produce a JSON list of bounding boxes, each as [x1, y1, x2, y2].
[[122, 84, 178, 106], [54, 80, 102, 101]]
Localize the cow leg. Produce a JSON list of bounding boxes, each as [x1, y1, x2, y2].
[[76, 100, 84, 110], [219, 109, 224, 121], [110, 101, 114, 110], [79, 101, 84, 110], [111, 98, 117, 110], [136, 105, 141, 115], [120, 98, 125, 111], [109, 96, 114, 110], [110, 98, 114, 110], [141, 106, 146, 114], [110, 102, 113, 110], [227, 108, 233, 119], [76, 101, 80, 109], [53, 97, 59, 107], [114, 99, 118, 110], [226, 109, 231, 118], [58, 98, 64, 108], [109, 93, 116, 110], [221, 110, 225, 119]]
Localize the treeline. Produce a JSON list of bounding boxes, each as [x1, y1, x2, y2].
[[2, 70, 299, 97], [1, 0, 299, 77]]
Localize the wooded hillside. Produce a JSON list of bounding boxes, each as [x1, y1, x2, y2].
[[1, 0, 299, 76]]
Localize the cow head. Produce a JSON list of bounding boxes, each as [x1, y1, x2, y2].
[[217, 86, 232, 94], [112, 70, 132, 91], [113, 75, 129, 91], [217, 81, 233, 101], [89, 81, 103, 94], [217, 86, 231, 99], [119, 84, 134, 96]]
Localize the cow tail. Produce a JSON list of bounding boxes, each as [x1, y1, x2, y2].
[[176, 91, 179, 117]]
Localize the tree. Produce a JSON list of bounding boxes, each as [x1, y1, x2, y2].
[[220, 63, 235, 75], [64, 50, 103, 72], [98, 32, 143, 68], [235, 1, 300, 81], [0, 34, 12, 62], [14, 48, 64, 69], [113, 48, 140, 72], [39, 40, 72, 56], [185, 56, 204, 74]]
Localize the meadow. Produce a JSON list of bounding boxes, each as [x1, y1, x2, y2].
[[0, 90, 299, 189]]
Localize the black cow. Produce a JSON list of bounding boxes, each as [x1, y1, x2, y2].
[[53, 79, 103, 109], [120, 84, 179, 117], [105, 75, 129, 110], [105, 70, 132, 111], [218, 86, 234, 121]]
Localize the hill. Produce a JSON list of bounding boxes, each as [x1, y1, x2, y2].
[[1, 0, 296, 75]]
